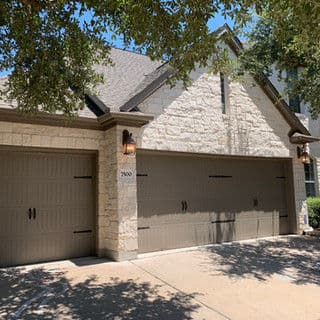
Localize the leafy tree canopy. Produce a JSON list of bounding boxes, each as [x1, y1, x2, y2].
[[240, 3, 320, 119], [0, 1, 319, 117]]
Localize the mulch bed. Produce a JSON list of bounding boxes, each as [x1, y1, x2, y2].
[[304, 229, 320, 237]]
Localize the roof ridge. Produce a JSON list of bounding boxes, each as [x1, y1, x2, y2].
[[110, 46, 161, 61]]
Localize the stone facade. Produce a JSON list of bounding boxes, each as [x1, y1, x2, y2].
[[0, 63, 312, 262], [102, 125, 139, 261], [269, 67, 320, 198]]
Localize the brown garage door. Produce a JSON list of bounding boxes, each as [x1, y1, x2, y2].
[[137, 153, 292, 253], [0, 150, 95, 267]]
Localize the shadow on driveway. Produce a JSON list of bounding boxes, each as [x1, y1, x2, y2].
[[203, 236, 320, 285], [0, 267, 200, 319]]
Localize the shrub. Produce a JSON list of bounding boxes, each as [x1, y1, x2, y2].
[[307, 197, 320, 229]]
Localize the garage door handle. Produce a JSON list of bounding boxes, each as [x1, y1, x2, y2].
[[28, 208, 32, 220], [33, 208, 36, 220], [182, 201, 188, 212], [181, 201, 188, 212]]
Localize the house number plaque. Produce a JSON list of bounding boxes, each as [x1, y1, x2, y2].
[[119, 169, 135, 183]]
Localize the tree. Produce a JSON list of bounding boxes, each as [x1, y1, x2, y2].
[[1, 1, 319, 117], [239, 4, 320, 119]]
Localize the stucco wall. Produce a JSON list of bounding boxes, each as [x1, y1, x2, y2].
[[137, 68, 309, 232]]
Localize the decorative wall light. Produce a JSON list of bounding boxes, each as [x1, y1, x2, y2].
[[297, 144, 311, 164], [122, 130, 136, 155]]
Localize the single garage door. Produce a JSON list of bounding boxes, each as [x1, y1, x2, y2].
[[0, 150, 95, 267], [137, 153, 292, 253]]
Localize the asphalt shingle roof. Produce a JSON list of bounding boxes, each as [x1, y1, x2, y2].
[[0, 47, 162, 117], [94, 48, 162, 112]]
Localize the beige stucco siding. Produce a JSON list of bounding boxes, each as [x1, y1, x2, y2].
[[137, 68, 308, 233]]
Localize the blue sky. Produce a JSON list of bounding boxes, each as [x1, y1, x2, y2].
[[104, 14, 237, 50], [0, 13, 237, 76]]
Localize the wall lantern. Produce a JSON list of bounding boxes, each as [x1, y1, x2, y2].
[[122, 130, 136, 155], [297, 144, 311, 164]]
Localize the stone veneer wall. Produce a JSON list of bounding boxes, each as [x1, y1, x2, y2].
[[313, 157, 320, 197], [137, 69, 309, 233], [0, 64, 311, 262], [103, 125, 139, 260], [270, 68, 320, 198]]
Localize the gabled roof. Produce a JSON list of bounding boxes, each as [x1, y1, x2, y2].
[[119, 62, 173, 112], [218, 24, 310, 137], [93, 47, 162, 112], [0, 47, 162, 117], [117, 24, 311, 137], [0, 26, 313, 138]]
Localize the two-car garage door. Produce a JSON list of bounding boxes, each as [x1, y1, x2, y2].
[[137, 152, 293, 253], [0, 149, 294, 265], [0, 150, 95, 267]]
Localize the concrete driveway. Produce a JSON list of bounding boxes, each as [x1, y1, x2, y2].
[[1, 235, 320, 320]]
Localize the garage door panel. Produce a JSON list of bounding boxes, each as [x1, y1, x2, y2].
[[214, 221, 235, 243], [0, 208, 30, 237], [139, 211, 211, 227], [33, 207, 93, 233], [0, 150, 95, 267], [235, 214, 259, 240], [257, 212, 279, 237], [280, 216, 289, 234], [138, 220, 236, 253], [0, 179, 32, 206], [137, 153, 290, 253], [139, 222, 213, 253], [0, 232, 94, 267]]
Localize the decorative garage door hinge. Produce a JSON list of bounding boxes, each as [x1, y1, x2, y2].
[[211, 219, 235, 224], [209, 175, 232, 178], [73, 230, 92, 234], [74, 176, 93, 179]]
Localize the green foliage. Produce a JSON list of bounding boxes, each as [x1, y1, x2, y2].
[[307, 197, 320, 229], [239, 4, 320, 119], [1, 1, 320, 116], [0, 1, 111, 116]]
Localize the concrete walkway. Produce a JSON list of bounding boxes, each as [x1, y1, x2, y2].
[[1, 236, 320, 319]]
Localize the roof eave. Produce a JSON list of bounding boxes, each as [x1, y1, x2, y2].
[[98, 111, 154, 130], [289, 132, 320, 144], [214, 25, 312, 138], [0, 107, 103, 130], [119, 67, 173, 112], [85, 94, 110, 117]]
